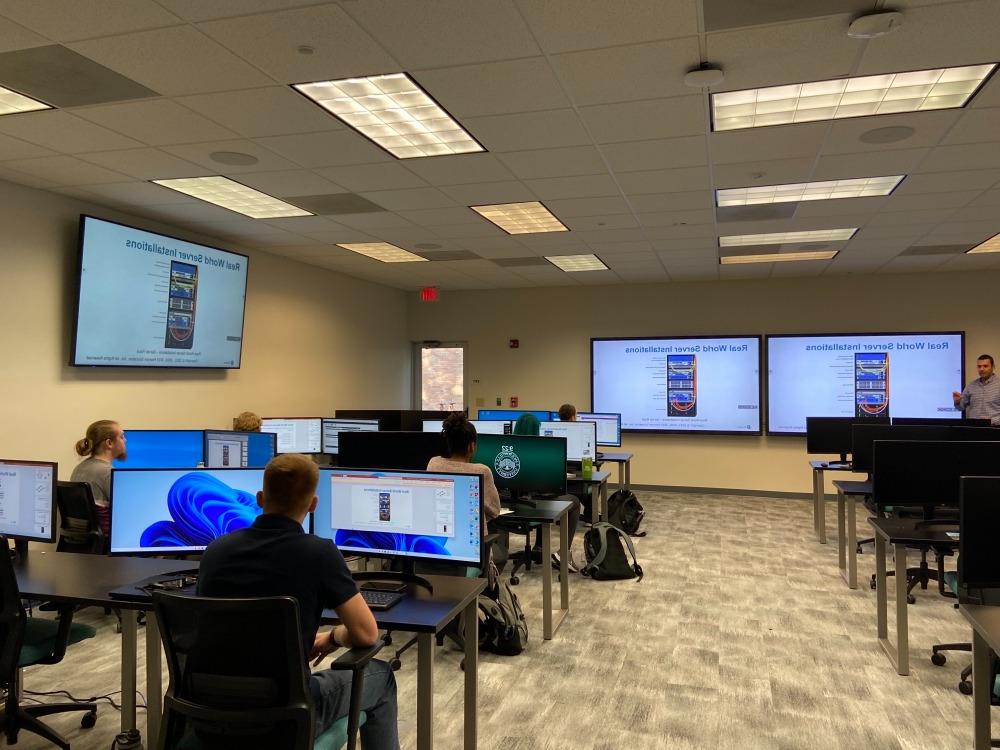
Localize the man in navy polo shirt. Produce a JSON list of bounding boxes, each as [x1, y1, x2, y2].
[[198, 453, 398, 748]]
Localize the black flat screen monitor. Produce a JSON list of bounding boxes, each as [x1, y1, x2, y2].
[[335, 410, 397, 431], [472, 434, 567, 496], [872, 441, 1000, 509], [203, 430, 276, 468], [312, 468, 485, 571], [476, 409, 553, 423], [401, 410, 459, 431], [72, 215, 248, 369], [959, 476, 1000, 599], [0, 459, 56, 543], [338, 431, 446, 472], [851, 424, 948, 473], [321, 419, 381, 455], [806, 416, 890, 460], [573, 412, 622, 448], [892, 417, 992, 427], [422, 419, 511, 435], [113, 429, 204, 469], [260, 418, 322, 454]]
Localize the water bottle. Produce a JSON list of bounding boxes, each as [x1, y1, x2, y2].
[[582, 455, 593, 480]]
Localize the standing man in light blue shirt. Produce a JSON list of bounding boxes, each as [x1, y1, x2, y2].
[[953, 354, 1000, 425]]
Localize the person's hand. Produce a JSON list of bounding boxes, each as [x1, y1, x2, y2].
[[310, 629, 339, 666]]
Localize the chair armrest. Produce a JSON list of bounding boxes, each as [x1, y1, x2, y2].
[[483, 532, 501, 546], [328, 636, 387, 674], [47, 605, 78, 663]]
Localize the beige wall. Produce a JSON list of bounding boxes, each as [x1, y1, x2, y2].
[[407, 273, 999, 494], [1, 179, 411, 477]]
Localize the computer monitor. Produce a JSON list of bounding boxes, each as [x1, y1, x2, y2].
[[872, 441, 1000, 510], [260, 418, 322, 454], [574, 412, 622, 448], [109, 468, 295, 555], [312, 468, 484, 570], [853, 424, 998, 473], [203, 430, 276, 468], [113, 430, 204, 469], [421, 419, 511, 435], [892, 417, 992, 427], [476, 409, 552, 423], [0, 459, 56, 543], [335, 410, 397, 431], [806, 416, 890, 461], [338, 431, 446, 472], [401, 410, 460, 431], [538, 420, 597, 462], [472, 434, 567, 496], [959, 476, 1000, 604], [322, 419, 380, 455]]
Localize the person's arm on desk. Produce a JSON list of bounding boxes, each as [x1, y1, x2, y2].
[[312, 593, 379, 665]]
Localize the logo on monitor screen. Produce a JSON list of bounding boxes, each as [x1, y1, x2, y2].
[[495, 445, 521, 479]]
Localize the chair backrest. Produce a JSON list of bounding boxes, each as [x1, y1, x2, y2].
[[153, 592, 314, 750], [55, 481, 104, 554], [0, 538, 26, 691]]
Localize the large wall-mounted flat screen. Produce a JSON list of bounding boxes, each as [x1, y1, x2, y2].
[[591, 336, 762, 434], [766, 331, 965, 435], [72, 216, 248, 368]]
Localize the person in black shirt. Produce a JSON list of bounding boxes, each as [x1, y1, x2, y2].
[[198, 454, 398, 748]]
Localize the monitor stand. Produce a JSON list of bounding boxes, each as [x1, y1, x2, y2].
[[353, 562, 433, 594], [8, 539, 28, 559]]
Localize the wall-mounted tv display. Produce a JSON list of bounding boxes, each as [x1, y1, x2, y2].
[[72, 215, 248, 368]]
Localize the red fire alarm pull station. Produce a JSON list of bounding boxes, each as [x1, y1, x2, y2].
[[510, 396, 519, 407], [509, 339, 519, 348]]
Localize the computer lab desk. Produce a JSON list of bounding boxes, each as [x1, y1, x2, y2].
[[809, 460, 854, 543], [596, 452, 633, 493], [13, 551, 195, 746], [833, 479, 873, 589], [568, 470, 611, 523], [959, 603, 1000, 749]]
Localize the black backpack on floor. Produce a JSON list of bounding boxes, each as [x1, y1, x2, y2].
[[581, 523, 643, 581], [607, 490, 645, 536], [477, 568, 528, 655]]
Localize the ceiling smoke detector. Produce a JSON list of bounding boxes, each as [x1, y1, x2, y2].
[[684, 65, 725, 88], [848, 11, 904, 39]]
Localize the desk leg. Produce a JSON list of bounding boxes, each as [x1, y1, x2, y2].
[[893, 543, 909, 675], [120, 610, 137, 736], [145, 611, 162, 746], [972, 628, 992, 750], [541, 522, 553, 639], [600, 481, 608, 524], [814, 468, 827, 544], [624, 460, 630, 492], [463, 598, 478, 750], [417, 632, 434, 750], [616, 460, 624, 494], [876, 535, 888, 652], [837, 489, 847, 579], [559, 516, 570, 613], [847, 495, 858, 590]]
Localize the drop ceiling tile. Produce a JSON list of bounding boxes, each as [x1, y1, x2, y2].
[[718, 264, 772, 279], [403, 153, 515, 186], [550, 38, 701, 106], [601, 136, 707, 172], [569, 227, 648, 243], [813, 149, 931, 180], [642, 223, 717, 240], [414, 58, 570, 118], [878, 256, 951, 273], [921, 220, 1000, 243], [342, 0, 540, 68], [497, 146, 606, 179], [712, 158, 815, 189], [314, 163, 427, 192], [69, 25, 273, 96], [199, 5, 399, 85], [440, 181, 536, 205], [233, 170, 344, 198], [81, 180, 203, 205], [525, 174, 620, 200], [638, 209, 714, 227], [587, 241, 652, 254], [163, 139, 301, 173], [616, 168, 711, 195], [462, 109, 590, 151], [544, 196, 632, 216], [254, 131, 390, 168], [0, 13, 50, 52], [626, 191, 713, 213], [970, 189, 1000, 207], [0, 1, 182, 42], [76, 148, 211, 180], [710, 122, 828, 164], [821, 110, 962, 155], [176, 87, 345, 139], [943, 108, 1000, 146], [333, 211, 420, 230], [0, 132, 54, 161], [2, 154, 131, 185], [133, 199, 242, 225], [942, 253, 1000, 271], [579, 96, 706, 143], [883, 190, 981, 212], [707, 16, 860, 91], [0, 110, 143, 152], [74, 99, 238, 146], [972, 73, 1000, 109], [919, 144, 1000, 173], [358, 187, 455, 211], [123, 0, 332, 22], [460, 244, 530, 259], [563, 214, 638, 231], [949, 205, 1000, 224], [396, 207, 482, 226], [653, 238, 718, 252], [892, 170, 1000, 195], [515, 0, 698, 53]]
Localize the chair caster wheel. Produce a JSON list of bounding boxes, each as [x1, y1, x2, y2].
[[931, 652, 947, 666], [81, 711, 97, 729], [870, 578, 877, 590], [510, 576, 519, 585], [959, 681, 973, 695], [856, 546, 864, 555], [460, 658, 465, 672], [384, 635, 393, 646], [907, 595, 916, 605], [389, 658, 402, 672]]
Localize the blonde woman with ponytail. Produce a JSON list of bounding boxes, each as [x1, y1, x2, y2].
[[70, 420, 126, 535]]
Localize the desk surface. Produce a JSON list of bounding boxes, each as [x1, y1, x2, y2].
[[868, 517, 958, 545], [598, 452, 632, 461], [961, 604, 1000, 652], [809, 460, 854, 471], [499, 499, 573, 523], [15, 551, 196, 610], [833, 480, 872, 494], [325, 575, 485, 634], [567, 470, 610, 484]]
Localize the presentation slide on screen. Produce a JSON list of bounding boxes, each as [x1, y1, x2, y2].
[[592, 337, 762, 433], [767, 332, 964, 434], [74, 217, 248, 368]]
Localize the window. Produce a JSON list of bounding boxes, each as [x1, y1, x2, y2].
[[417, 344, 464, 411]]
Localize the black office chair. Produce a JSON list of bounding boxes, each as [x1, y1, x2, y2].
[[0, 539, 98, 749], [153, 592, 384, 750], [55, 481, 106, 555]]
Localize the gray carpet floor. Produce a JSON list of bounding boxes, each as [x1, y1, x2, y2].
[[11, 492, 985, 749]]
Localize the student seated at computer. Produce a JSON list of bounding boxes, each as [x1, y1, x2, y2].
[[233, 411, 262, 432], [557, 403, 577, 422], [427, 413, 501, 523], [512, 414, 582, 571], [197, 454, 399, 749], [70, 419, 126, 536]]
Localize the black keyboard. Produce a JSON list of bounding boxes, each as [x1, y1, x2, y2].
[[360, 589, 404, 611]]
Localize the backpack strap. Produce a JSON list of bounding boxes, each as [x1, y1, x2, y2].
[[581, 522, 614, 575], [615, 526, 644, 581]]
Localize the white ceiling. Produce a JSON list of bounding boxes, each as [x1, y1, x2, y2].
[[0, 0, 998, 289]]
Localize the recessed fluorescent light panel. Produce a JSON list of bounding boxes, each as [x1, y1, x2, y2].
[[720, 250, 839, 264], [292, 73, 484, 159], [471, 202, 568, 235], [546, 254, 608, 272], [716, 176, 904, 206], [719, 229, 857, 247], [967, 232, 1000, 254], [0, 85, 51, 116], [152, 176, 312, 219], [336, 242, 429, 263], [712, 64, 997, 131]]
